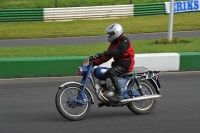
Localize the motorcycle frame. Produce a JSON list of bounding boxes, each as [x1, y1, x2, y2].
[[80, 64, 150, 101], [59, 60, 161, 105]]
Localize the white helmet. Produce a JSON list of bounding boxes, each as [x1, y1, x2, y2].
[[105, 23, 123, 43]]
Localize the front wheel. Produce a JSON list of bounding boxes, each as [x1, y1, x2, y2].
[[127, 80, 157, 114], [55, 83, 91, 121]]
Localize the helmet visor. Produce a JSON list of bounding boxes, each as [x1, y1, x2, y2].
[[108, 32, 115, 38]]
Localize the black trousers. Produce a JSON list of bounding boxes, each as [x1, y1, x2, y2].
[[105, 65, 128, 93]]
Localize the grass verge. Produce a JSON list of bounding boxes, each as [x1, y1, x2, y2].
[[0, 13, 200, 39], [0, 37, 199, 58]]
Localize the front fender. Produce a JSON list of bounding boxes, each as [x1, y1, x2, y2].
[[58, 81, 94, 104]]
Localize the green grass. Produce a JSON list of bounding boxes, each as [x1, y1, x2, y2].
[[0, 13, 200, 39], [0, 38, 199, 58], [0, 0, 178, 9], [0, 3, 199, 57]]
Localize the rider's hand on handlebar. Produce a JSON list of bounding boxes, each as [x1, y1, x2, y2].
[[94, 51, 107, 59], [89, 51, 107, 64]]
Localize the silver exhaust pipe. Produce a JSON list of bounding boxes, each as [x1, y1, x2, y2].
[[120, 94, 161, 103]]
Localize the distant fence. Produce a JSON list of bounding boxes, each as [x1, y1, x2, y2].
[[0, 8, 43, 22], [0, 2, 199, 23], [44, 4, 133, 22], [134, 2, 166, 16]]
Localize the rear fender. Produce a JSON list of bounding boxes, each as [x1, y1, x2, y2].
[[59, 82, 94, 104], [147, 78, 160, 94]]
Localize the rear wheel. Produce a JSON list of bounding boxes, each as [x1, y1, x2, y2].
[[127, 80, 157, 114], [55, 83, 91, 121]]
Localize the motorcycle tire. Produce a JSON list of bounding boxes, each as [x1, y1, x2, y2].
[[55, 83, 91, 121], [127, 79, 157, 114]]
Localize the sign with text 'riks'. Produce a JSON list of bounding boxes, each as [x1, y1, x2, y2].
[[165, 0, 200, 13]]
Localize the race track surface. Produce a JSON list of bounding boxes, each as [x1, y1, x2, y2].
[[0, 30, 199, 47], [0, 71, 200, 133]]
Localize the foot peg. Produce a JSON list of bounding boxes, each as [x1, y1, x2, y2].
[[98, 103, 105, 108], [98, 103, 111, 107]]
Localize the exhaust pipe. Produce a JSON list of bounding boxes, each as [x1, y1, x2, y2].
[[120, 94, 161, 103]]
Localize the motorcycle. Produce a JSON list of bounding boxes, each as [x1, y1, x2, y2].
[[55, 55, 161, 121]]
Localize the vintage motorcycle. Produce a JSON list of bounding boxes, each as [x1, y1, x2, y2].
[[55, 55, 161, 121]]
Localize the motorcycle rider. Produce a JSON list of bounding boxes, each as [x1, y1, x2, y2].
[[93, 23, 135, 102]]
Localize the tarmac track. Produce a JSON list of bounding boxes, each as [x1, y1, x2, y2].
[[0, 71, 200, 133], [0, 30, 199, 47]]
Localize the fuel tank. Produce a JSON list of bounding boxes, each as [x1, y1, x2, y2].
[[94, 67, 109, 78]]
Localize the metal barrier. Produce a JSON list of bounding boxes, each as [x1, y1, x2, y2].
[[134, 2, 166, 16], [44, 4, 133, 22], [0, 8, 43, 22], [1, 52, 200, 78]]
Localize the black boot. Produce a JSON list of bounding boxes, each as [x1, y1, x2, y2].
[[105, 65, 127, 102], [109, 92, 123, 102], [109, 83, 123, 102]]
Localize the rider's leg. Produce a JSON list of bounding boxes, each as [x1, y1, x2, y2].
[[106, 65, 127, 102]]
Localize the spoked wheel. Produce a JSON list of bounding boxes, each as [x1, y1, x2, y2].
[[127, 80, 157, 114], [55, 83, 91, 121]]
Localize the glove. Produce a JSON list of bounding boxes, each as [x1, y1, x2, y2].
[[94, 51, 107, 59], [101, 51, 108, 56]]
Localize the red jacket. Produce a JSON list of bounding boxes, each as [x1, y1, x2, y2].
[[94, 34, 135, 72]]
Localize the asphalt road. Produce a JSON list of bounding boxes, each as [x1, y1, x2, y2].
[[0, 71, 200, 133], [0, 30, 199, 47]]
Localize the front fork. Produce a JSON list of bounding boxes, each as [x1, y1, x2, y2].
[[79, 65, 94, 104]]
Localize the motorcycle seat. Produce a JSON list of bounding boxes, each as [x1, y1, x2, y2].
[[121, 67, 146, 76]]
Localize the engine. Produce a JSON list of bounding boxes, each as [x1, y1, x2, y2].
[[98, 78, 115, 99], [103, 91, 115, 98]]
